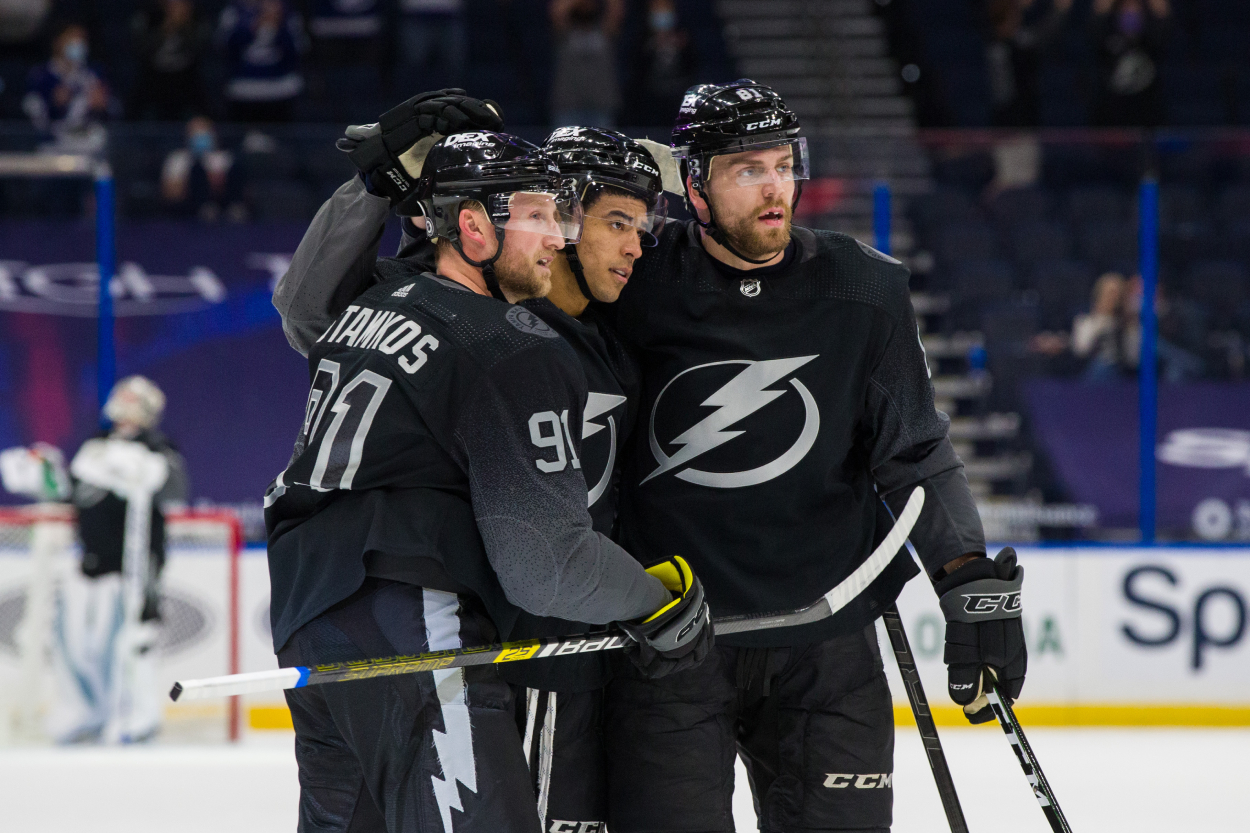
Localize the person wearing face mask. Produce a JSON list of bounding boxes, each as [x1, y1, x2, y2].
[[22, 23, 113, 155], [1090, 0, 1170, 127], [161, 116, 248, 222], [215, 0, 308, 122]]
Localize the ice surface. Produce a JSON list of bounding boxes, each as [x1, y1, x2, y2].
[[1, 728, 1244, 832]]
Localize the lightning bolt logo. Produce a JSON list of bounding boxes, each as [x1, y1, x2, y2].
[[645, 356, 821, 489], [423, 590, 478, 833], [583, 392, 627, 508]]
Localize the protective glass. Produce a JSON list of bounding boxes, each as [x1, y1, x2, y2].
[[486, 187, 584, 244], [584, 191, 668, 247], [706, 137, 810, 190]]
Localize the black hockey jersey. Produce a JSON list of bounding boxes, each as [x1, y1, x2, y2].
[[501, 298, 641, 691], [609, 222, 986, 647], [264, 260, 667, 653]]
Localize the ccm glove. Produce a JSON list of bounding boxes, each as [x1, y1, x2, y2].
[[336, 89, 504, 207], [935, 547, 1027, 724], [617, 556, 713, 679]]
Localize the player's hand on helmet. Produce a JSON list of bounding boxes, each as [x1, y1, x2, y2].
[[935, 547, 1027, 724], [336, 89, 504, 207], [617, 556, 712, 678]]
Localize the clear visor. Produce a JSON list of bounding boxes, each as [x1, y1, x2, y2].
[[584, 192, 668, 248], [486, 188, 584, 244], [706, 136, 810, 190]]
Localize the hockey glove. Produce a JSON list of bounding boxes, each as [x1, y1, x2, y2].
[[936, 547, 1027, 724], [617, 556, 713, 679], [336, 89, 504, 208]]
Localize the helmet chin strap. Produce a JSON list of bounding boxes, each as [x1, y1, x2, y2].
[[694, 179, 804, 267], [453, 228, 509, 301], [564, 244, 597, 302]]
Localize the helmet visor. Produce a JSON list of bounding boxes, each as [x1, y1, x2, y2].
[[486, 187, 584, 244], [584, 192, 668, 247], [688, 137, 810, 191]]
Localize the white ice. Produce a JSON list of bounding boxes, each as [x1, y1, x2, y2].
[[1, 728, 1244, 832]]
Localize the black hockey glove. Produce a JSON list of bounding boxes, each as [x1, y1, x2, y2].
[[617, 556, 713, 679], [336, 89, 504, 207], [935, 547, 1027, 724]]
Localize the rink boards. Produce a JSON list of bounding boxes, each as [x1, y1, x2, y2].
[[1, 544, 1247, 734]]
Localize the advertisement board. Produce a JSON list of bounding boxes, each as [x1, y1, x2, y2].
[[2, 544, 1247, 734]]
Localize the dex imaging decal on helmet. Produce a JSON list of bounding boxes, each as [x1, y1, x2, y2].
[[644, 356, 820, 488], [443, 132, 497, 151]]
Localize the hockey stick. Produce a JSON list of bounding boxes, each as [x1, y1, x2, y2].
[[882, 604, 969, 833], [171, 487, 925, 702], [985, 676, 1073, 833]]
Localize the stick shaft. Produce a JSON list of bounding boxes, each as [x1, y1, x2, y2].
[[986, 681, 1073, 833], [174, 487, 925, 703], [882, 604, 969, 833]]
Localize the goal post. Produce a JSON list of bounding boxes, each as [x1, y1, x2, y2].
[[0, 505, 243, 743]]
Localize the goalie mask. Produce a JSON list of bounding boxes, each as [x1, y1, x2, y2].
[[671, 79, 809, 264], [408, 131, 584, 300], [543, 126, 668, 301], [103, 376, 166, 430]]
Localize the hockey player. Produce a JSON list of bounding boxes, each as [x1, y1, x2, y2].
[[0, 376, 188, 743], [596, 80, 1028, 833], [264, 128, 710, 833], [269, 85, 1026, 830], [275, 114, 674, 833]]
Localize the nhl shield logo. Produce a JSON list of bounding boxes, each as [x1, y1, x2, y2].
[[740, 278, 762, 297]]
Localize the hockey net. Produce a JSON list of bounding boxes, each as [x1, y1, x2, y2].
[[0, 505, 243, 744]]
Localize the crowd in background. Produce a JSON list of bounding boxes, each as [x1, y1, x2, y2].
[[0, 0, 704, 135], [984, 0, 1172, 128]]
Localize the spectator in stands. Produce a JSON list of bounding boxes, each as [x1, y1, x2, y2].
[[1090, 0, 1170, 127], [216, 0, 308, 122], [550, 0, 624, 128], [1060, 271, 1204, 381], [1071, 271, 1130, 381], [22, 23, 114, 155], [1124, 274, 1205, 382], [627, 0, 696, 127], [984, 0, 1072, 127], [130, 0, 210, 121], [395, 0, 465, 92], [161, 116, 248, 222]]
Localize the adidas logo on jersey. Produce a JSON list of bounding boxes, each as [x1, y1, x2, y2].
[[823, 773, 893, 789], [391, 283, 414, 298]]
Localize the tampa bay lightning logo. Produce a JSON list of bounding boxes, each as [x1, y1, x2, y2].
[[583, 392, 627, 507], [644, 356, 820, 489]]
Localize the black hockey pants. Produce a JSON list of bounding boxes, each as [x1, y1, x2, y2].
[[603, 625, 895, 833], [277, 579, 540, 833]]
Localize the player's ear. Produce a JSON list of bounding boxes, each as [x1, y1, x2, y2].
[[458, 206, 494, 254], [686, 174, 710, 223]]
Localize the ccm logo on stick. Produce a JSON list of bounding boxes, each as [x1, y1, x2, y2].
[[962, 592, 1022, 615], [548, 822, 604, 833], [823, 774, 893, 789]]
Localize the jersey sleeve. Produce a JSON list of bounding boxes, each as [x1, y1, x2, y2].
[[452, 344, 670, 625], [272, 176, 391, 355], [864, 281, 986, 577]]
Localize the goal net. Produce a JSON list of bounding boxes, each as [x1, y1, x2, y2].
[[0, 505, 244, 744]]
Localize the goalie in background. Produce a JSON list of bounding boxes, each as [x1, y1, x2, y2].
[[0, 376, 188, 743]]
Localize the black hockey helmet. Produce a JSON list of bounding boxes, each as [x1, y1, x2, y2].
[[543, 126, 669, 301], [409, 131, 584, 299], [671, 79, 809, 263]]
